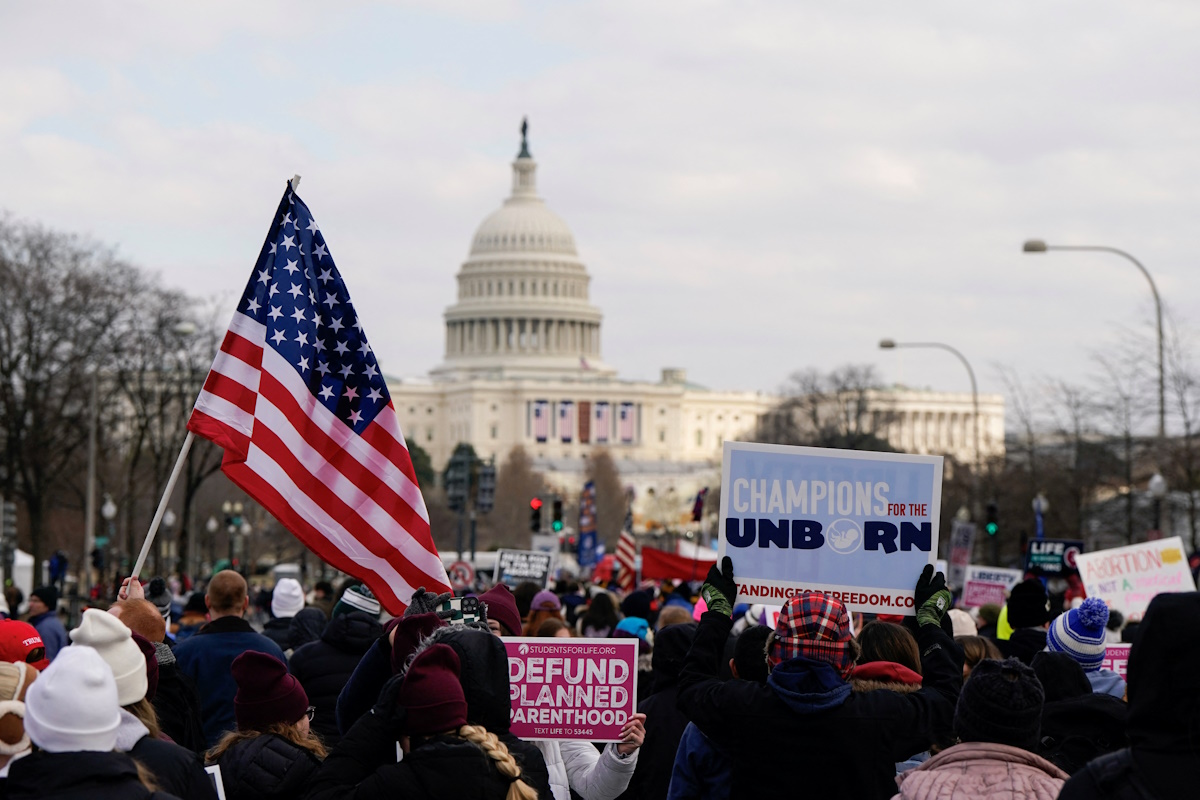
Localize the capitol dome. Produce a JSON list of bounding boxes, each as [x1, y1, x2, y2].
[[433, 122, 614, 380]]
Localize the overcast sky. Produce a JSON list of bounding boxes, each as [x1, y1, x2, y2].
[[3, 1, 1198, 417]]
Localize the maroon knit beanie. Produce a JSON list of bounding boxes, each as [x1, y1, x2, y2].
[[130, 631, 159, 702], [399, 644, 467, 736], [231, 651, 309, 731], [479, 584, 522, 637], [389, 613, 446, 674]]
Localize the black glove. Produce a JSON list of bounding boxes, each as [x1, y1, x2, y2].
[[371, 673, 408, 733], [913, 564, 947, 610], [699, 556, 736, 617], [404, 586, 455, 620]]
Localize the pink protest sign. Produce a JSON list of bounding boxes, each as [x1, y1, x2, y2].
[[505, 637, 638, 742], [1100, 645, 1131, 679]]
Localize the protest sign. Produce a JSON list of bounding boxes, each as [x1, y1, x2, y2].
[[947, 521, 975, 590], [718, 441, 943, 614], [1025, 539, 1083, 578], [494, 549, 555, 589], [1075, 536, 1196, 617], [961, 565, 1024, 608], [1100, 645, 1131, 679], [505, 638, 638, 742]]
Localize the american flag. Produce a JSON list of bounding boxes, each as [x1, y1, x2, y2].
[[595, 402, 610, 443], [616, 529, 637, 591], [532, 400, 550, 442], [619, 402, 636, 443], [558, 401, 575, 443], [187, 183, 449, 614]]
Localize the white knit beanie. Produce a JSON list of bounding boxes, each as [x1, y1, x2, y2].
[[69, 609, 148, 706], [271, 578, 305, 620], [24, 647, 120, 753]]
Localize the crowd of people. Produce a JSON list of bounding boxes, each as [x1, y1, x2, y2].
[[0, 558, 1193, 799]]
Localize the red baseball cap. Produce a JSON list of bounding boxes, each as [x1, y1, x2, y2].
[[0, 620, 48, 670]]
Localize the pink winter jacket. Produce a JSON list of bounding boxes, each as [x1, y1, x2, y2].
[[892, 742, 1069, 800]]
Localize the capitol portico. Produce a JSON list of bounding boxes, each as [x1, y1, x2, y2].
[[386, 124, 1005, 511]]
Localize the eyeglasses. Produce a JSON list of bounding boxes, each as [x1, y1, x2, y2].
[[305, 706, 316, 722]]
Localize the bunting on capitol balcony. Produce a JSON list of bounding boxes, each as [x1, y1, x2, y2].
[[187, 182, 450, 613]]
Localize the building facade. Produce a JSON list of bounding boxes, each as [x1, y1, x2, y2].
[[387, 129, 1004, 520]]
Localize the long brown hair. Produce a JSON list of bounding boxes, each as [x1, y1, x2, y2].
[[956, 635, 1002, 675], [124, 698, 162, 741], [206, 722, 327, 764]]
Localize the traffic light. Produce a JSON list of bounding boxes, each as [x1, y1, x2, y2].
[[475, 464, 496, 514], [530, 497, 543, 532], [445, 453, 469, 512], [91, 547, 105, 570], [985, 501, 999, 537], [1, 501, 15, 543], [552, 498, 564, 532]]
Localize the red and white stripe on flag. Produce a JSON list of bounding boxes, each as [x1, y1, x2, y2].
[[188, 311, 450, 615], [616, 530, 637, 591], [188, 186, 450, 615]]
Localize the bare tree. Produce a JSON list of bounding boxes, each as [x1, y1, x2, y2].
[[0, 216, 142, 568], [1164, 315, 1200, 550], [489, 446, 547, 549], [1092, 344, 1154, 544], [757, 364, 897, 451]]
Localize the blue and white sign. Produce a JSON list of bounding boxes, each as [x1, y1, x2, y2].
[[718, 441, 944, 614]]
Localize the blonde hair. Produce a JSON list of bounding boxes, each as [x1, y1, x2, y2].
[[456, 724, 538, 800], [124, 697, 161, 741], [206, 722, 327, 764]]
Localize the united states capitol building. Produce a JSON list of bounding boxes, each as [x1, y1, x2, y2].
[[386, 127, 1004, 513]]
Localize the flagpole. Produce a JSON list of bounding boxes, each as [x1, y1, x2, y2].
[[130, 431, 195, 581], [128, 174, 300, 586]]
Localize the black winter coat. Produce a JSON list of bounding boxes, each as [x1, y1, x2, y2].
[[290, 611, 382, 746], [335, 625, 553, 800], [1059, 592, 1200, 800], [308, 710, 528, 800], [7, 750, 181, 800], [677, 611, 962, 800], [1036, 692, 1128, 775], [131, 735, 219, 800], [262, 617, 293, 651], [153, 662, 208, 754], [618, 623, 698, 800], [213, 733, 322, 800]]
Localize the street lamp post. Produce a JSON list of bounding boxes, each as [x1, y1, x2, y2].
[[879, 339, 982, 512], [1149, 472, 1168, 538], [1022, 241, 1165, 439], [101, 495, 118, 596], [205, 516, 219, 576]]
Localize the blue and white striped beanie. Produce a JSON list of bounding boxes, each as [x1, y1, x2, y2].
[[1046, 597, 1109, 672]]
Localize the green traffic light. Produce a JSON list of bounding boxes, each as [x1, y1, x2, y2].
[[985, 522, 998, 536], [552, 521, 563, 532]]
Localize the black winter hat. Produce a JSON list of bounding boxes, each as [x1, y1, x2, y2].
[[30, 586, 58, 610], [955, 657, 1045, 750], [1031, 651, 1092, 702], [1007, 579, 1051, 629]]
